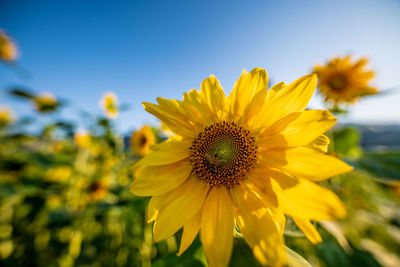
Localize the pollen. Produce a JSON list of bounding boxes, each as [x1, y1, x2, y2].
[[189, 121, 257, 188]]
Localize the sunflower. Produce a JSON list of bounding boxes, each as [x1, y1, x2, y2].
[[0, 106, 14, 127], [33, 92, 58, 113], [74, 131, 91, 148], [313, 56, 378, 105], [0, 30, 18, 62], [99, 92, 119, 119], [87, 179, 109, 201], [130, 68, 352, 267], [131, 125, 156, 157]]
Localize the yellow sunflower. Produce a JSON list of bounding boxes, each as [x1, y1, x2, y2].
[[33, 92, 58, 113], [313, 56, 378, 105], [0, 106, 14, 127], [87, 179, 110, 201], [99, 92, 119, 119], [131, 125, 156, 157], [74, 131, 91, 148], [130, 68, 352, 267], [0, 30, 18, 62]]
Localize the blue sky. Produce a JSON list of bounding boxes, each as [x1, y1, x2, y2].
[[1, 0, 399, 134]]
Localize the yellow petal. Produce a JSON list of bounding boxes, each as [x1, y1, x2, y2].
[[259, 110, 336, 149], [248, 167, 299, 210], [200, 75, 226, 120], [230, 184, 286, 266], [292, 217, 322, 244], [254, 74, 317, 129], [247, 168, 278, 207], [265, 82, 286, 99], [272, 178, 346, 221], [267, 168, 299, 189], [284, 147, 352, 181], [135, 136, 191, 167], [143, 100, 197, 137], [242, 70, 270, 125], [244, 181, 286, 235], [228, 68, 268, 123], [147, 192, 170, 222], [306, 135, 330, 153], [177, 211, 201, 256], [201, 186, 234, 267], [153, 176, 209, 242], [131, 161, 192, 196], [280, 110, 336, 146], [261, 147, 352, 181], [182, 89, 213, 125]]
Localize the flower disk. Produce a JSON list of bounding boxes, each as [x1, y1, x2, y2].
[[190, 121, 257, 188]]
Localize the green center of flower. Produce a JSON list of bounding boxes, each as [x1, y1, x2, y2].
[[209, 139, 235, 165], [190, 122, 257, 188]]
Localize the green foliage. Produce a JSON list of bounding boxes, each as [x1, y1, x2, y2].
[[352, 151, 400, 182], [332, 127, 362, 158]]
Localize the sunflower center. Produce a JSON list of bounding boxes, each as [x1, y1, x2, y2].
[[328, 73, 348, 92], [89, 181, 102, 193], [139, 135, 148, 146], [189, 122, 257, 188]]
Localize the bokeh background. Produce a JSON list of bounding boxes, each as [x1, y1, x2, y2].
[[1, 1, 400, 267]]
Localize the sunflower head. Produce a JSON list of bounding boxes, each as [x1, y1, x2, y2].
[[33, 92, 59, 113], [131, 68, 352, 267], [0, 30, 18, 62], [0, 106, 14, 127], [313, 56, 378, 106], [131, 125, 156, 157], [190, 121, 257, 188], [74, 131, 91, 148], [87, 179, 110, 201], [99, 92, 119, 119]]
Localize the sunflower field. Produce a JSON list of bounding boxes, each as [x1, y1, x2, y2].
[[1, 2, 400, 267]]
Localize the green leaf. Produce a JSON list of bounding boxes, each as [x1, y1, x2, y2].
[[286, 246, 312, 267], [8, 87, 35, 99], [229, 238, 261, 267], [332, 127, 362, 158], [351, 150, 400, 182]]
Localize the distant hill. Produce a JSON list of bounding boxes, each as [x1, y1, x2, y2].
[[341, 124, 400, 150]]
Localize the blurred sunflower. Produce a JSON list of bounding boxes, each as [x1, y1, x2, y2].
[[74, 131, 91, 148], [33, 92, 58, 113], [391, 181, 400, 198], [0, 106, 14, 127], [131, 125, 156, 157], [131, 68, 352, 267], [87, 179, 110, 201], [313, 56, 378, 105], [99, 92, 119, 119], [0, 30, 18, 62]]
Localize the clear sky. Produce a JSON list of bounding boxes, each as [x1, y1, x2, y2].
[[1, 0, 399, 134]]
